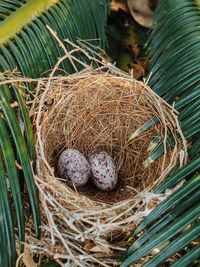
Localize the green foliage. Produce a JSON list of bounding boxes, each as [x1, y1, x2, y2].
[[0, 1, 108, 267], [0, 0, 109, 76], [0, 82, 40, 264], [121, 0, 200, 266]]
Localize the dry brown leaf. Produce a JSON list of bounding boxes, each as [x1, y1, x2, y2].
[[127, 0, 153, 28], [84, 242, 112, 255], [84, 242, 96, 252], [110, 1, 129, 13], [126, 63, 145, 80], [90, 244, 112, 254], [22, 252, 37, 267]]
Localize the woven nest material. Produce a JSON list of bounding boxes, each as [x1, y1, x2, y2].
[[34, 73, 180, 204], [28, 73, 186, 266], [21, 37, 187, 267]]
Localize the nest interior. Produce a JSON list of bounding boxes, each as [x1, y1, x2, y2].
[[29, 68, 187, 266], [37, 73, 171, 204]]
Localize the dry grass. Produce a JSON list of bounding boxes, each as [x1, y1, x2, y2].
[[33, 73, 178, 204], [14, 29, 187, 266]]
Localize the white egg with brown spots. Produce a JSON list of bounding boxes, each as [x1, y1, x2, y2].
[[57, 149, 90, 187], [89, 151, 118, 191]]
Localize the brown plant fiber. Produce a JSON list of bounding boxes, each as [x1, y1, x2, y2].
[[30, 75, 186, 266], [36, 74, 174, 203], [23, 35, 187, 267]]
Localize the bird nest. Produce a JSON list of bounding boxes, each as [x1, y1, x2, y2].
[[25, 38, 187, 267], [34, 73, 181, 204]]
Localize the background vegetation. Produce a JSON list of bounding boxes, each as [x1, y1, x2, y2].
[[0, 0, 199, 266]]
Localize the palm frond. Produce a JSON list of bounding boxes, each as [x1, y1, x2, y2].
[[0, 0, 109, 76], [121, 176, 200, 267], [0, 155, 16, 267], [0, 1, 109, 266], [121, 0, 200, 266]]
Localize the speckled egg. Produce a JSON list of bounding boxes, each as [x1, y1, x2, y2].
[[57, 149, 90, 187], [88, 151, 118, 191]]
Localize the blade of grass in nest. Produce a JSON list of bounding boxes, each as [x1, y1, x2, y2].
[[171, 243, 200, 267], [143, 222, 200, 267], [0, 155, 16, 266], [144, 135, 175, 168], [147, 135, 162, 152], [0, 86, 40, 237], [128, 116, 159, 141], [0, 116, 25, 247], [188, 136, 200, 159], [121, 205, 200, 267], [133, 175, 200, 236], [126, 189, 200, 254], [155, 156, 200, 193]]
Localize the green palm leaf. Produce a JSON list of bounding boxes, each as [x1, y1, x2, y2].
[[121, 0, 200, 266], [0, 116, 25, 245], [171, 244, 200, 267], [143, 222, 200, 267], [0, 0, 109, 76], [0, 155, 16, 267], [0, 1, 109, 267]]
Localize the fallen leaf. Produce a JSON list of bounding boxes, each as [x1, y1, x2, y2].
[[127, 0, 154, 28], [110, 1, 129, 13], [90, 244, 112, 254], [22, 252, 37, 267], [84, 242, 95, 252], [126, 63, 145, 80]]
